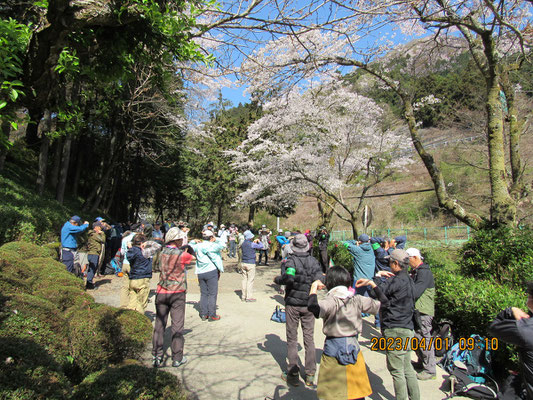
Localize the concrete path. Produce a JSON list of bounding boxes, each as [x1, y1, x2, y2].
[[91, 260, 462, 400]]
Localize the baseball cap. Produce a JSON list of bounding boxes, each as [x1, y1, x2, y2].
[[406, 248, 423, 259], [203, 230, 214, 237], [358, 234, 370, 242], [71, 215, 81, 224], [386, 249, 410, 265], [95, 217, 104, 222]]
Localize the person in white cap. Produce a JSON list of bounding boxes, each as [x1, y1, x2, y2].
[[406, 247, 436, 380]]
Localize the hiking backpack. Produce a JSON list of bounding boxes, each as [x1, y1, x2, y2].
[[432, 319, 454, 357], [440, 334, 499, 399]]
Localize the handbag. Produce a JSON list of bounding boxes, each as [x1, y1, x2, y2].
[[271, 305, 286, 323]]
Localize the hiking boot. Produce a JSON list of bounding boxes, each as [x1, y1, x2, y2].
[[417, 371, 436, 380], [281, 371, 300, 387], [304, 374, 315, 387], [152, 356, 163, 368], [172, 356, 188, 368], [208, 315, 221, 322]]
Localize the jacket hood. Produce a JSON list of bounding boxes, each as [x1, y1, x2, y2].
[[359, 242, 373, 251]]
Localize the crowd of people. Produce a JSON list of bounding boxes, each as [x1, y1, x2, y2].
[[59, 216, 533, 400]]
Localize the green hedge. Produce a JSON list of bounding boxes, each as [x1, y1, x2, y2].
[[0, 242, 158, 398], [459, 226, 533, 290], [71, 361, 188, 400], [328, 241, 354, 275]]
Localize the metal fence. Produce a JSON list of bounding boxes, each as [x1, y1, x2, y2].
[[330, 225, 472, 246]]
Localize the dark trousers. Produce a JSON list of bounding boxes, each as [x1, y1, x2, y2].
[[87, 254, 99, 284], [61, 249, 75, 274], [285, 305, 316, 376], [258, 249, 268, 265], [319, 248, 329, 273], [198, 269, 219, 317], [152, 291, 186, 362]]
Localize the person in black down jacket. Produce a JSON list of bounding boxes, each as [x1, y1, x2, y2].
[[489, 281, 533, 400], [274, 234, 324, 387]]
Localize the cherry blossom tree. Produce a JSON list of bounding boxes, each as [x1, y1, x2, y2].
[[231, 80, 411, 236], [197, 0, 532, 229]]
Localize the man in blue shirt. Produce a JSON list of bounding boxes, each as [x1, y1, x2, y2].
[[60, 215, 89, 274]]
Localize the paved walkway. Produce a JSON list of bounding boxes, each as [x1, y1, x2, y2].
[[91, 260, 461, 400]]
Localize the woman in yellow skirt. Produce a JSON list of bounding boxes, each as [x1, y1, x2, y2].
[[308, 266, 390, 400]]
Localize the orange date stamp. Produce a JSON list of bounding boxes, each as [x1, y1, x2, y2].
[[370, 337, 452, 352]]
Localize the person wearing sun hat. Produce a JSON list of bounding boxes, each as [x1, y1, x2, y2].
[[274, 233, 324, 387], [151, 227, 194, 368]]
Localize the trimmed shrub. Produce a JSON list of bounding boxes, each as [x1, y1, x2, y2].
[[0, 293, 70, 362], [0, 250, 36, 294], [27, 257, 85, 291], [66, 305, 152, 374], [0, 241, 56, 259], [459, 226, 533, 289], [71, 361, 188, 400], [328, 241, 354, 275], [39, 286, 94, 311]]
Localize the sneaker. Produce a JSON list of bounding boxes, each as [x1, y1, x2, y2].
[[304, 374, 315, 387], [417, 371, 436, 380], [172, 356, 188, 368], [209, 315, 221, 322], [152, 356, 163, 368], [245, 298, 257, 302], [200, 315, 208, 321], [281, 371, 300, 387]]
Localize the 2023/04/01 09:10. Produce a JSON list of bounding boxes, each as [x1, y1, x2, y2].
[[369, 336, 499, 352]]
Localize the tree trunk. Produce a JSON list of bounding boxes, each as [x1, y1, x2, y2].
[[56, 135, 72, 203], [72, 143, 83, 198], [217, 204, 223, 228], [483, 54, 516, 226], [501, 72, 524, 200], [0, 122, 10, 171], [36, 110, 52, 194], [25, 107, 43, 150], [50, 137, 63, 190], [317, 196, 334, 230], [248, 205, 256, 226], [349, 218, 358, 241]]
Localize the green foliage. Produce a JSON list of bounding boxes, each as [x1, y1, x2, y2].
[[433, 264, 525, 370], [393, 193, 437, 224], [71, 361, 188, 400], [0, 17, 31, 145], [0, 170, 77, 245], [328, 241, 354, 275], [0, 241, 56, 259], [66, 304, 152, 374], [459, 226, 533, 289]]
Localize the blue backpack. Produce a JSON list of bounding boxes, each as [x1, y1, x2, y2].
[[271, 306, 286, 323]]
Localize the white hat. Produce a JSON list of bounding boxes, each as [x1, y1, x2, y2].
[[202, 230, 214, 237], [165, 227, 187, 244], [220, 224, 225, 228], [406, 248, 423, 259]]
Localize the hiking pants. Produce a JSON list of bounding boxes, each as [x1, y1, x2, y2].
[[229, 240, 236, 258], [119, 262, 131, 308], [87, 254, 99, 284], [128, 277, 150, 313], [198, 269, 219, 318], [415, 314, 436, 374], [240, 262, 256, 300], [152, 291, 186, 362], [384, 328, 420, 400], [285, 305, 316, 376], [61, 248, 76, 274]]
